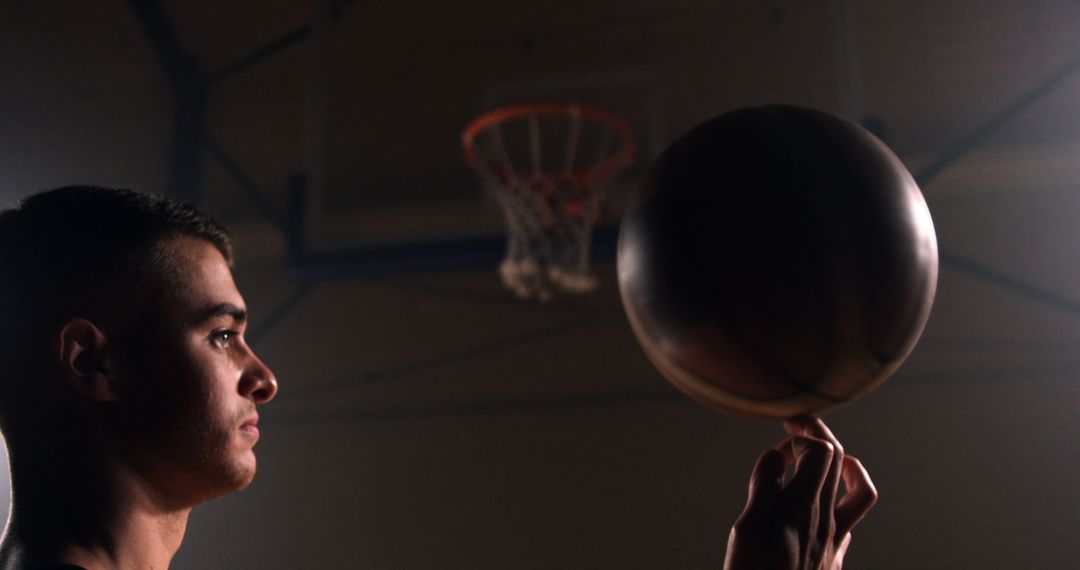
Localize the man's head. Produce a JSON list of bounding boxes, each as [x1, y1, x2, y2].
[[0, 186, 277, 505]]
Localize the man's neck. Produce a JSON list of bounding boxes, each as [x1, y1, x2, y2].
[[47, 508, 189, 570], [0, 449, 192, 570]]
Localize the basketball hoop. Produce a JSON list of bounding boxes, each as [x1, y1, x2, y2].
[[463, 103, 635, 301]]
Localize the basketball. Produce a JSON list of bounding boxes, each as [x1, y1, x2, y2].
[[617, 105, 938, 419]]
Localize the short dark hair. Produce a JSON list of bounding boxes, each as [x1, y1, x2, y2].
[[0, 185, 232, 266], [0, 186, 233, 382]]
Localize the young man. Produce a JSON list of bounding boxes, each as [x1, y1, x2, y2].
[[0, 187, 277, 569], [0, 186, 874, 569]]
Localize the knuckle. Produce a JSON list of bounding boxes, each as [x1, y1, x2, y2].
[[813, 439, 835, 456], [866, 484, 880, 505], [850, 457, 878, 498]]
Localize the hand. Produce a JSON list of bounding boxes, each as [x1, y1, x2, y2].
[[723, 417, 878, 570]]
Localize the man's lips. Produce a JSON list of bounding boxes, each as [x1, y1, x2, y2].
[[240, 414, 260, 439]]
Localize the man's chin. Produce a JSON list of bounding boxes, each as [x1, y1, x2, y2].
[[231, 454, 258, 489], [198, 453, 258, 500]]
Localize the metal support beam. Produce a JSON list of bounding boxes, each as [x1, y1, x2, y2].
[[128, 0, 205, 202], [204, 134, 288, 232], [915, 48, 1080, 188], [248, 280, 321, 344], [901, 48, 1080, 319], [940, 252, 1080, 317], [299, 0, 336, 252], [207, 25, 310, 84]]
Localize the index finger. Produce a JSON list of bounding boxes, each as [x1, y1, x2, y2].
[[785, 416, 846, 545]]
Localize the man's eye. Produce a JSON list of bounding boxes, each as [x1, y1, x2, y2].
[[211, 331, 237, 348]]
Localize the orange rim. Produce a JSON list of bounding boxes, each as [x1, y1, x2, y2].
[[461, 103, 636, 180]]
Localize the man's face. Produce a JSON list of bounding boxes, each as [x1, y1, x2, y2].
[[113, 235, 278, 506]]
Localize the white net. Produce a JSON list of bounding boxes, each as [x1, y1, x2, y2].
[[463, 104, 635, 301]]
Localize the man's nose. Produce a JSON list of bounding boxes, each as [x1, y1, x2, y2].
[[240, 348, 278, 403]]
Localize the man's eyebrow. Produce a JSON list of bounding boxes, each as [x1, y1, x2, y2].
[[200, 303, 248, 324]]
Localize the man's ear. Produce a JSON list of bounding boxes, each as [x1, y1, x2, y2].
[[57, 319, 118, 402]]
